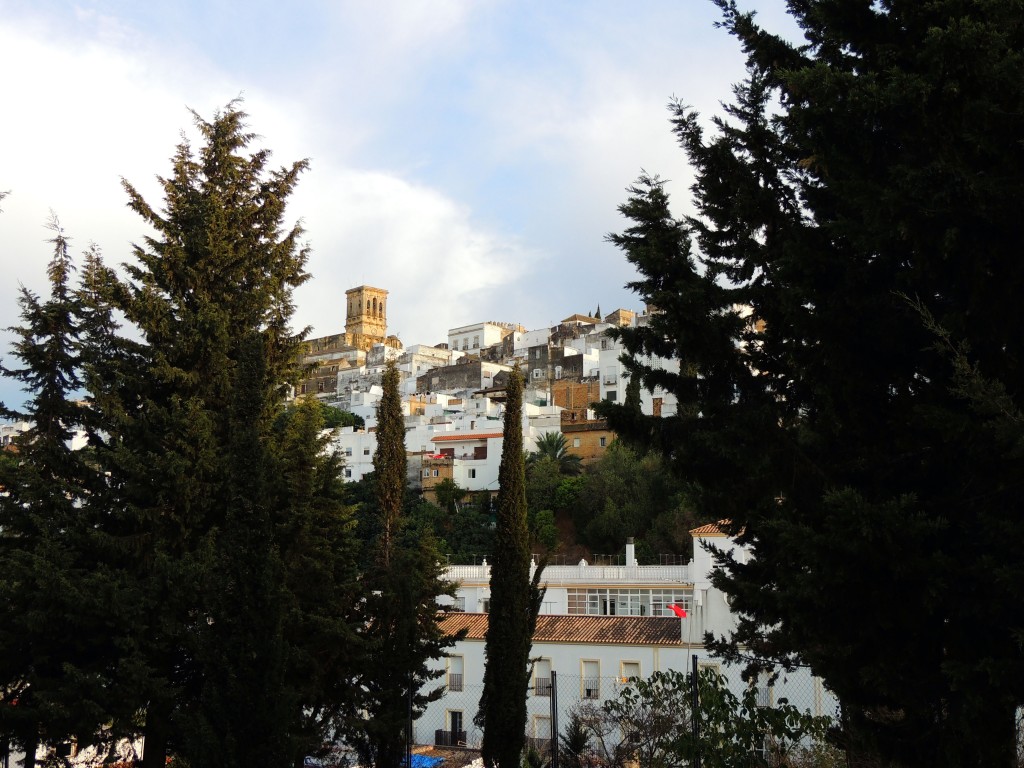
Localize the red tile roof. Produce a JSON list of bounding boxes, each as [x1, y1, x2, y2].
[[431, 433, 503, 442], [689, 520, 731, 537], [439, 613, 683, 646]]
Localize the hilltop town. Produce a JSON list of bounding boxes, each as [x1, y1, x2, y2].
[[295, 284, 677, 502]]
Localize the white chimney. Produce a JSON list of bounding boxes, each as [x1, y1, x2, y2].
[[625, 537, 636, 567]]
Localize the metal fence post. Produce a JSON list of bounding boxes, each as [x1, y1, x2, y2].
[[550, 669, 559, 768], [692, 654, 701, 768]]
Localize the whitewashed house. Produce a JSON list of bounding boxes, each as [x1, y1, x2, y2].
[[421, 526, 836, 750]]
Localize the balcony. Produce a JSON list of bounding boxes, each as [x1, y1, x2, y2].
[[527, 738, 552, 754], [434, 729, 468, 748], [445, 563, 691, 586]]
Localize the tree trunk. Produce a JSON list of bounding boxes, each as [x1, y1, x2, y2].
[[142, 703, 170, 768], [19, 730, 37, 768]]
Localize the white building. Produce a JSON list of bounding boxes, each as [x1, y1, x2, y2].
[[0, 420, 31, 448], [421, 526, 836, 750], [447, 322, 519, 356], [597, 313, 679, 417]]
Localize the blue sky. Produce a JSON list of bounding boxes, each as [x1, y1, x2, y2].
[[0, 0, 797, 411]]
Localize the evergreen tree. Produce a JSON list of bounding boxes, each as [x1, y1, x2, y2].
[[374, 360, 406, 566], [349, 360, 460, 768], [274, 396, 363, 760], [80, 103, 356, 768], [477, 369, 545, 768], [0, 222, 99, 766], [604, 3, 1024, 767]]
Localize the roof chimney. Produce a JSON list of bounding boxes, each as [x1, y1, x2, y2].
[[625, 537, 636, 567]]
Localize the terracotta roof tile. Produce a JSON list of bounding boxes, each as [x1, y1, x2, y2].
[[689, 520, 732, 537], [439, 613, 683, 646]]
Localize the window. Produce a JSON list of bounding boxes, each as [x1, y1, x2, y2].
[[599, 437, 607, 447], [555, 365, 563, 379], [469, 469, 477, 479], [363, 447, 370, 455], [582, 660, 600, 699], [448, 656, 464, 692], [754, 671, 773, 708], [345, 447, 353, 456], [620, 661, 641, 683], [481, 598, 490, 613], [606, 390, 617, 401], [436, 710, 465, 747], [344, 469, 352, 479], [534, 658, 552, 696], [473, 335, 479, 347], [573, 437, 581, 448], [432, 469, 439, 477], [532, 368, 544, 379], [423, 468, 430, 477], [531, 715, 552, 752], [567, 587, 692, 617], [453, 596, 466, 612]]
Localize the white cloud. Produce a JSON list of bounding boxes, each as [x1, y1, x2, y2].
[[0, 6, 541, 407], [293, 164, 541, 346]]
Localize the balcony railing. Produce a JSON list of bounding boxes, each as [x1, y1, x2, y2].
[[434, 729, 468, 748], [582, 678, 600, 699], [527, 738, 552, 754], [445, 563, 691, 585]]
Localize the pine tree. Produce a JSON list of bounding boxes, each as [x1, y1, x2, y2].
[[477, 369, 545, 768], [350, 360, 460, 768], [604, 3, 1024, 767]]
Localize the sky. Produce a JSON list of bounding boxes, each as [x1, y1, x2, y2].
[[0, 0, 799, 412]]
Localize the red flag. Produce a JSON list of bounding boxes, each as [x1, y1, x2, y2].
[[667, 603, 687, 618]]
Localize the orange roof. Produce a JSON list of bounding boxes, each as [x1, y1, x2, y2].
[[690, 520, 737, 537], [431, 432, 503, 442], [439, 613, 683, 646]]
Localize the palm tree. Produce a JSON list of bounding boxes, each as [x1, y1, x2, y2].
[[528, 431, 582, 476]]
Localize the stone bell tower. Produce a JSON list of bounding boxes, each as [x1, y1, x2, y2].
[[345, 285, 388, 351]]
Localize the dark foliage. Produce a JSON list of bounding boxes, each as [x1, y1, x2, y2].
[[602, 3, 1024, 767], [477, 369, 545, 768]]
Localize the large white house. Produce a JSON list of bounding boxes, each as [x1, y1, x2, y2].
[[418, 526, 836, 750]]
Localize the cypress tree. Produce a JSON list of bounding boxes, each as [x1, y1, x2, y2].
[[604, 3, 1024, 767], [350, 360, 460, 768], [276, 395, 364, 762], [374, 359, 406, 566], [477, 369, 544, 768]]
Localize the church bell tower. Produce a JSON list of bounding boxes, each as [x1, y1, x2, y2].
[[345, 285, 388, 349]]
